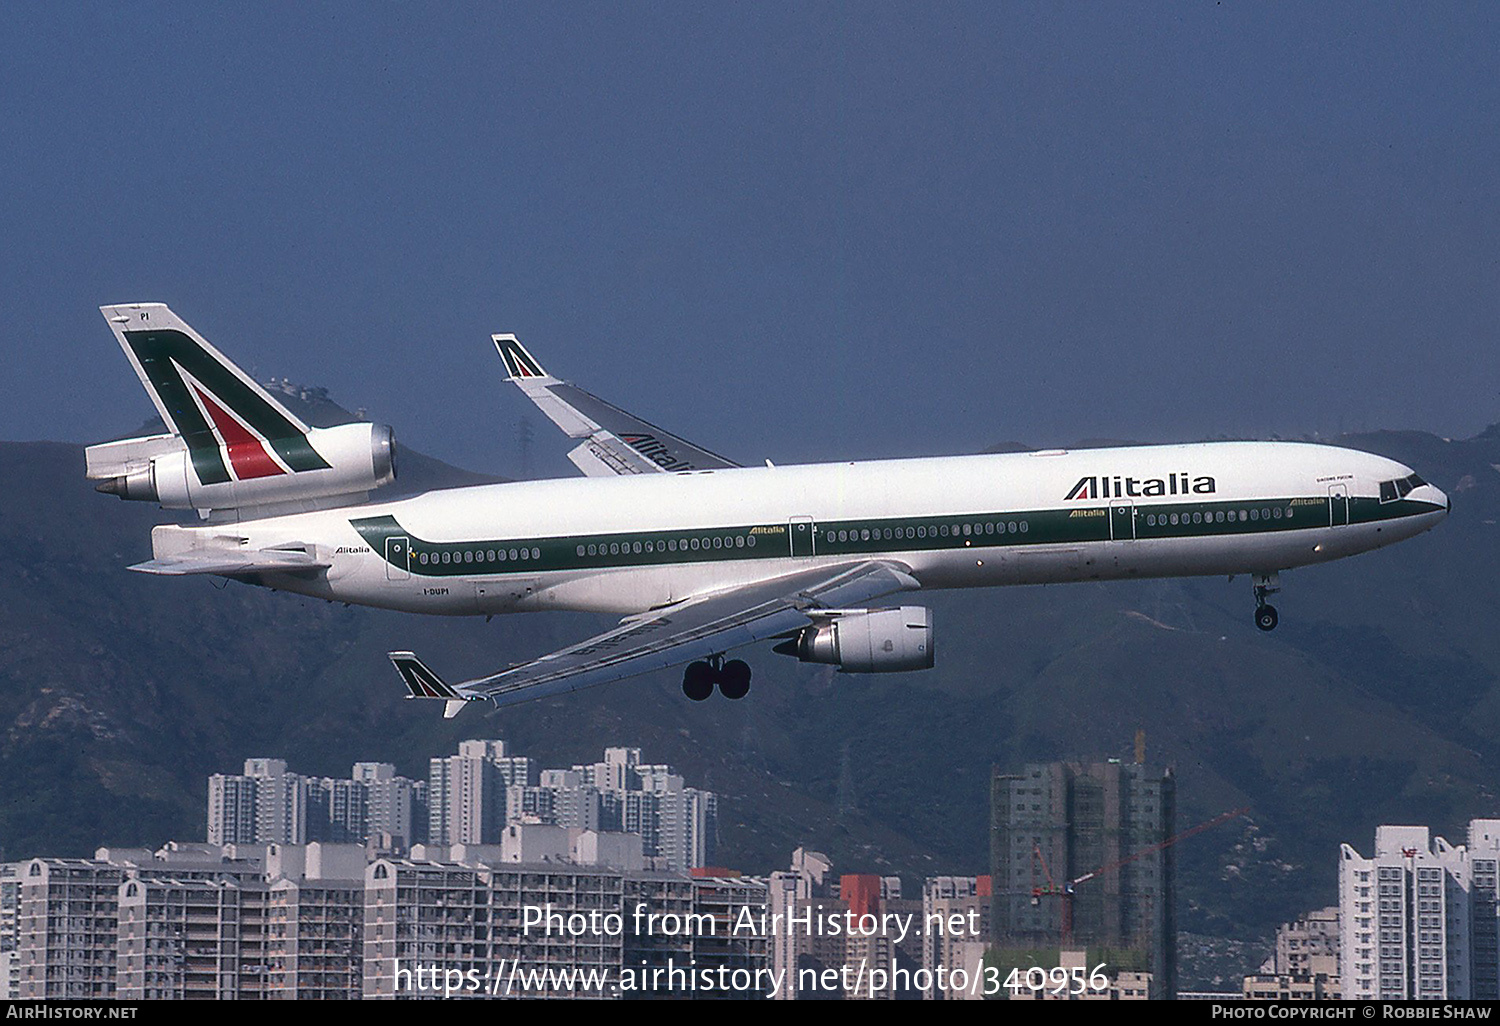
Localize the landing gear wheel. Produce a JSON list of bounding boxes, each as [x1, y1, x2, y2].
[[682, 661, 715, 701], [1255, 604, 1279, 632], [1251, 572, 1282, 633], [718, 660, 752, 700]]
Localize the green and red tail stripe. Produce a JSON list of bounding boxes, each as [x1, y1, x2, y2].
[[118, 323, 329, 485]]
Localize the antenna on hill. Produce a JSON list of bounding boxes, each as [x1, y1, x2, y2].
[[516, 415, 534, 479]]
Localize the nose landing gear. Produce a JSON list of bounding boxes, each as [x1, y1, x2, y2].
[[681, 655, 753, 700], [1253, 572, 1280, 632]]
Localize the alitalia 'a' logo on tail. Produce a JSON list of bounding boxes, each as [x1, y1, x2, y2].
[[493, 335, 547, 380], [392, 653, 459, 699], [1066, 473, 1217, 500], [122, 328, 329, 485]]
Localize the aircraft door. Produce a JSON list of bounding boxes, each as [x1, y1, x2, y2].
[[1110, 502, 1136, 541], [789, 517, 816, 557], [1329, 485, 1349, 527], [385, 536, 411, 580]]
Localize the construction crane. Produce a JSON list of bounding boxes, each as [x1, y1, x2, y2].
[[1026, 806, 1250, 947]]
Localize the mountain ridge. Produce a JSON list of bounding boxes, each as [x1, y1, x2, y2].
[[3, 403, 1498, 988]]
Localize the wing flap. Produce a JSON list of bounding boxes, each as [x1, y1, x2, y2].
[[403, 560, 918, 711]]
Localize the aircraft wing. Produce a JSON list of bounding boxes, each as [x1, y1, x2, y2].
[[493, 334, 739, 477], [389, 560, 918, 716]]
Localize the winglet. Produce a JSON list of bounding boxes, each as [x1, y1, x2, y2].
[[389, 651, 478, 719], [492, 334, 551, 381]]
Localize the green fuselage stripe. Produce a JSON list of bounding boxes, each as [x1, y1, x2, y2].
[[350, 494, 1439, 579]]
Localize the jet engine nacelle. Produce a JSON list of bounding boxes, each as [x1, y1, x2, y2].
[[777, 606, 935, 672], [91, 421, 397, 512]]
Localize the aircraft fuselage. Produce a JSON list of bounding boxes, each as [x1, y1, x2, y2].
[[150, 439, 1448, 617]]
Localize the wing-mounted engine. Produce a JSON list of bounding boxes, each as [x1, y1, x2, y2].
[[773, 606, 935, 672], [87, 421, 396, 513], [87, 302, 397, 517]]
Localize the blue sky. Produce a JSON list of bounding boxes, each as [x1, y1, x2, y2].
[[3, 2, 1496, 475]]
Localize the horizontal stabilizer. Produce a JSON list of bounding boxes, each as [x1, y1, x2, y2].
[[128, 548, 329, 576]]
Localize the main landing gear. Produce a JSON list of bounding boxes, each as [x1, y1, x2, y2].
[[682, 655, 752, 701], [1253, 572, 1280, 632]]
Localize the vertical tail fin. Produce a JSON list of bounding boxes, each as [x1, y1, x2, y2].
[[99, 304, 327, 486]]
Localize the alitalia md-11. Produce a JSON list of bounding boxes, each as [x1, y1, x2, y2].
[[87, 304, 1449, 717]]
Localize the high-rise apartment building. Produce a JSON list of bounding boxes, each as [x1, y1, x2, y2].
[[209, 759, 427, 848], [362, 856, 768, 999], [1242, 906, 1341, 1000], [1339, 820, 1500, 1000], [18, 843, 366, 1000], [990, 760, 1176, 997], [921, 875, 991, 1000], [427, 740, 534, 845], [537, 747, 716, 872]]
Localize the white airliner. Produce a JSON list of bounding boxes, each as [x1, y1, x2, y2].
[[87, 304, 1449, 717]]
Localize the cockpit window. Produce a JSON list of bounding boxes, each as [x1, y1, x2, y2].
[[1379, 474, 1426, 503]]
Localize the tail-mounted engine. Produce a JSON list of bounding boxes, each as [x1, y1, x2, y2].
[[89, 303, 400, 517], [87, 421, 397, 514], [774, 606, 934, 672]]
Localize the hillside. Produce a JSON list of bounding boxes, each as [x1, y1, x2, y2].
[[1, 412, 1497, 987]]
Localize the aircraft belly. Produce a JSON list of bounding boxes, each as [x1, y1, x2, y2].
[[524, 558, 820, 615]]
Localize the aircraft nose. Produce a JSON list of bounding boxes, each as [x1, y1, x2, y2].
[[1417, 482, 1449, 515]]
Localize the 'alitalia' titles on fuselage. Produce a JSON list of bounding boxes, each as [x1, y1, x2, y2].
[[1066, 473, 1216, 500]]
